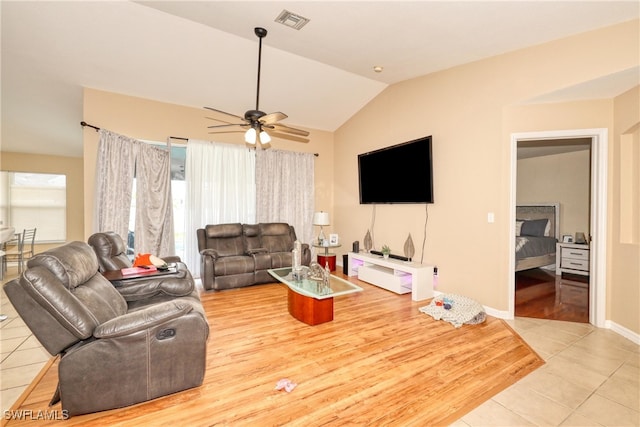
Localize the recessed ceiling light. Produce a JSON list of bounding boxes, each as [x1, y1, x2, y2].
[[373, 66, 384, 73], [275, 10, 310, 30]]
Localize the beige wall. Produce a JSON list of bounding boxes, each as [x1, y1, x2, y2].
[[2, 19, 637, 335], [611, 86, 640, 334], [517, 149, 591, 238], [333, 18, 638, 333], [82, 88, 334, 238], [0, 152, 84, 252]]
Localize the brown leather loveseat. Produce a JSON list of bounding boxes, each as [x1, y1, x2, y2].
[[3, 241, 209, 417], [196, 222, 311, 291]]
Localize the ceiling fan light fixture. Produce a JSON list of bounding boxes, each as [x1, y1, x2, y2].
[[204, 26, 310, 146], [244, 127, 257, 144], [259, 130, 271, 144]]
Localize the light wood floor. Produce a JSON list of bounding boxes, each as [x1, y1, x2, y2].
[[5, 274, 543, 426]]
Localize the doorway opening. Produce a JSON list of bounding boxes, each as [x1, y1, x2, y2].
[[509, 129, 607, 327]]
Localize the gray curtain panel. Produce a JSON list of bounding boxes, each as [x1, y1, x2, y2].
[[134, 142, 175, 257], [96, 129, 174, 258], [255, 149, 315, 247], [95, 129, 135, 240]]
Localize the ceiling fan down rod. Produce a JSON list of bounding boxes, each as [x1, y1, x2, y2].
[[254, 27, 267, 112]]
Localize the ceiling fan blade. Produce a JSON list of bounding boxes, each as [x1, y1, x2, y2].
[[204, 106, 246, 121], [269, 123, 310, 137], [206, 116, 238, 124], [267, 131, 309, 143], [260, 112, 288, 125], [207, 123, 248, 129], [208, 130, 246, 135]]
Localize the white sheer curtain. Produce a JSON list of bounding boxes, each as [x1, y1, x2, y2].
[[95, 129, 136, 239], [184, 140, 256, 276], [255, 149, 315, 246], [134, 142, 175, 256]]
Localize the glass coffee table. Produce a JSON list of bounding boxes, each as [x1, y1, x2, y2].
[[268, 267, 363, 325]]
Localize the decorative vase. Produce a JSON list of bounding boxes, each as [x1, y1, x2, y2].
[[403, 233, 415, 260], [363, 230, 372, 252]]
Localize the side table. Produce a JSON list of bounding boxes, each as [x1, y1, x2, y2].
[[556, 242, 590, 276], [312, 243, 341, 272]]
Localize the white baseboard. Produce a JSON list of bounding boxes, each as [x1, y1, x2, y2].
[[375, 285, 638, 344], [484, 306, 511, 319], [433, 290, 511, 319], [605, 320, 640, 345]]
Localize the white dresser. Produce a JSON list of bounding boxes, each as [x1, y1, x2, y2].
[[556, 243, 590, 276]]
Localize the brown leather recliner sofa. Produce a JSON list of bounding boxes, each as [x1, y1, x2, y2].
[[3, 241, 209, 417], [88, 231, 198, 309], [197, 222, 311, 291]]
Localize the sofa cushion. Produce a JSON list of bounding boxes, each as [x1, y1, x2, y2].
[[243, 224, 263, 253], [205, 223, 243, 238], [213, 255, 255, 276], [259, 223, 294, 253], [88, 232, 133, 271], [204, 224, 246, 257], [27, 241, 101, 290]]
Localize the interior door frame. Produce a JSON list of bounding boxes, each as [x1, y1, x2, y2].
[[508, 128, 608, 327]]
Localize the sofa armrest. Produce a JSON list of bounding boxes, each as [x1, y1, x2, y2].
[[200, 248, 219, 260], [110, 263, 195, 302], [161, 255, 181, 263], [301, 243, 312, 266], [113, 276, 195, 301], [94, 300, 192, 339]]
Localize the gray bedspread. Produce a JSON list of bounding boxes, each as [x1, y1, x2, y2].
[[516, 236, 557, 260]]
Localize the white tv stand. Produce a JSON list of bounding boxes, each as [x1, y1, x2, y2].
[[347, 252, 434, 301]]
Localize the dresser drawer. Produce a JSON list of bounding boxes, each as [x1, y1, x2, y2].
[[561, 257, 589, 271], [561, 247, 589, 261]]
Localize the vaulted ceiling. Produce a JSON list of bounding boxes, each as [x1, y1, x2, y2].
[[2, 1, 638, 157]]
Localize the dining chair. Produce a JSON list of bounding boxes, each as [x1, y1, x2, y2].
[[2, 233, 21, 277], [3, 228, 37, 274], [0, 249, 5, 281]]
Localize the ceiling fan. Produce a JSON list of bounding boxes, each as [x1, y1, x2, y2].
[[205, 27, 310, 147]]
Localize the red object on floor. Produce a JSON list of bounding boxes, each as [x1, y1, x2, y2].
[[317, 254, 337, 272]]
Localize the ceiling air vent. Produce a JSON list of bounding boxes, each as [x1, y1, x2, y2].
[[274, 10, 310, 30]]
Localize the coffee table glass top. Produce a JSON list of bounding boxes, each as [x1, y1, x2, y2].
[[268, 267, 363, 300]]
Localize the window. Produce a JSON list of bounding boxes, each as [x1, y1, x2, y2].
[[0, 171, 67, 242]]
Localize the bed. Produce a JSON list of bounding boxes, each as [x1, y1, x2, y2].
[[515, 203, 559, 272]]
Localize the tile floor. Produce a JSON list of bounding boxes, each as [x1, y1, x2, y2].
[[1, 266, 639, 426]]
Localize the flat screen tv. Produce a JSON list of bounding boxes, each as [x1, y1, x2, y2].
[[358, 135, 433, 204]]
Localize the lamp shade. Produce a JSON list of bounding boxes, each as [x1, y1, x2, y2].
[[313, 211, 330, 226], [259, 130, 271, 144], [244, 128, 257, 144]]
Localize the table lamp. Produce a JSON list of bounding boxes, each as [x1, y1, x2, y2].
[[313, 211, 330, 245]]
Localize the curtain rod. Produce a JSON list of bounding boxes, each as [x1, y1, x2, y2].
[[80, 121, 99, 131], [80, 121, 317, 156]]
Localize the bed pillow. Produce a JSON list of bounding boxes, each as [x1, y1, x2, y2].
[[520, 219, 549, 237], [515, 220, 524, 236]]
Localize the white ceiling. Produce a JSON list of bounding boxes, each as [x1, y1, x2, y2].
[[2, 1, 638, 158]]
